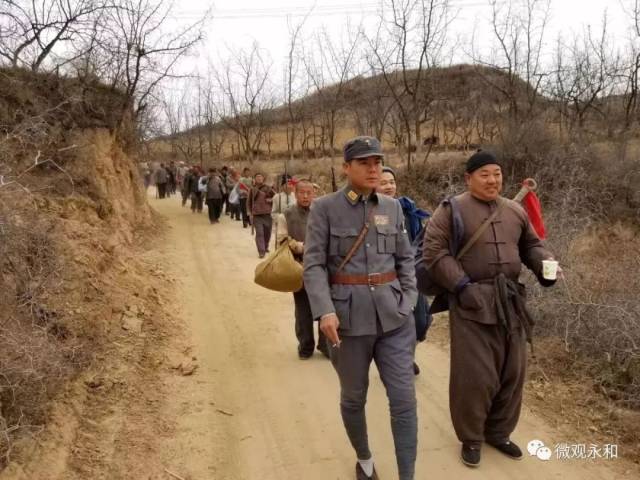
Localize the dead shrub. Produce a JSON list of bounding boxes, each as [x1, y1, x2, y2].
[[0, 204, 86, 467]]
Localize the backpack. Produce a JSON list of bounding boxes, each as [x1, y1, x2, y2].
[[413, 196, 465, 313], [197, 176, 208, 193]]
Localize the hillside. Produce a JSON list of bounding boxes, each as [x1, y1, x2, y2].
[[0, 68, 160, 468], [154, 64, 532, 163]]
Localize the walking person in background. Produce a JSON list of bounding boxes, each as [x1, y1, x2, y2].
[[238, 167, 253, 228], [272, 176, 296, 250], [221, 166, 235, 214], [228, 169, 242, 221], [248, 173, 276, 258], [177, 161, 188, 195], [167, 160, 177, 196], [140, 162, 151, 191], [188, 166, 204, 213], [155, 163, 169, 199], [205, 168, 226, 224], [378, 166, 432, 376], [272, 176, 296, 219], [181, 165, 193, 207], [275, 179, 329, 359]]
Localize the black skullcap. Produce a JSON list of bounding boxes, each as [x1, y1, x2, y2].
[[465, 150, 501, 173], [382, 166, 396, 178], [343, 136, 384, 162]]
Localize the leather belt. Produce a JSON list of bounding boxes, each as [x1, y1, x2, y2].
[[330, 271, 397, 286]]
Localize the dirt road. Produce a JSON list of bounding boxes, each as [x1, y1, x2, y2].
[[5, 194, 632, 480], [150, 196, 633, 480]]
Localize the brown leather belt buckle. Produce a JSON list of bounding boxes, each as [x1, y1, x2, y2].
[[368, 272, 382, 286]]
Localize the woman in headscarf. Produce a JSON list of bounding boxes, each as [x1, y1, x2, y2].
[[378, 166, 432, 376]]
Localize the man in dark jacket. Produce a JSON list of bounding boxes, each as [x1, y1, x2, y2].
[[248, 173, 276, 258], [423, 150, 558, 468], [186, 166, 204, 213], [155, 163, 169, 199], [205, 168, 226, 224]]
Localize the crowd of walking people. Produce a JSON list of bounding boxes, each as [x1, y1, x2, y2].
[[145, 135, 560, 480]]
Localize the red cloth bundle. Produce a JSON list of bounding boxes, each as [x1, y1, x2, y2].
[[522, 187, 546, 240]]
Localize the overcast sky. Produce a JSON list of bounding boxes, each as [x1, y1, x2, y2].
[[175, 0, 629, 71], [155, 0, 634, 105]]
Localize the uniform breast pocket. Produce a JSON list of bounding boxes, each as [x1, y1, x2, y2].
[[329, 227, 359, 256], [376, 225, 398, 254]]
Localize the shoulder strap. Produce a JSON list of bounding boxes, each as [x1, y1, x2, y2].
[[335, 205, 377, 275], [455, 198, 506, 261]]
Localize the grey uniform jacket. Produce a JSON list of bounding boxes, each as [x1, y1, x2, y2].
[[303, 186, 418, 336]]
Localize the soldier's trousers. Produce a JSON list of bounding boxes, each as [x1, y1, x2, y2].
[[293, 288, 329, 357], [449, 316, 527, 448], [329, 318, 417, 480], [253, 214, 272, 256]]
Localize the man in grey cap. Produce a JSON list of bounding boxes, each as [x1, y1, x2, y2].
[[304, 136, 418, 480]]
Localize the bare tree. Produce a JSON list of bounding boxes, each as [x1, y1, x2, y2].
[[620, 0, 640, 129], [548, 17, 621, 135], [472, 0, 551, 124], [214, 43, 275, 162], [90, 0, 204, 129], [367, 0, 452, 167], [303, 25, 362, 159], [283, 15, 311, 165], [0, 0, 106, 71]]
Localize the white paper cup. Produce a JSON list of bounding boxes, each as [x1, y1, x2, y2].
[[542, 260, 559, 280]]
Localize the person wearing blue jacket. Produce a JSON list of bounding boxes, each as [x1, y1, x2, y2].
[[379, 166, 432, 375]]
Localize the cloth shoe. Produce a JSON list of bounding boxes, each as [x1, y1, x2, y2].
[[413, 361, 420, 375], [461, 444, 481, 468], [487, 440, 523, 460]]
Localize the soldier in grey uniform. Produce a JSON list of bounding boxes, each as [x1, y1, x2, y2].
[[303, 136, 418, 480]]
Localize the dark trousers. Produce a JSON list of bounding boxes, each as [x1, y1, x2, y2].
[[449, 317, 527, 449], [230, 203, 241, 220], [239, 197, 250, 227], [157, 182, 167, 199], [181, 188, 189, 206], [222, 193, 230, 213], [206, 198, 223, 223], [190, 192, 203, 212], [293, 289, 329, 357], [253, 214, 272, 255], [330, 319, 417, 480], [414, 295, 432, 342]]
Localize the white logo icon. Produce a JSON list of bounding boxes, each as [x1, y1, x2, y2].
[[537, 446, 553, 461], [528, 439, 552, 461], [527, 439, 545, 456]]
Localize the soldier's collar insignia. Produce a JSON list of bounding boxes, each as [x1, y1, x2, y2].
[[347, 190, 359, 202]]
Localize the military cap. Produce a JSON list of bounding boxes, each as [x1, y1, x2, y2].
[[343, 136, 384, 162]]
